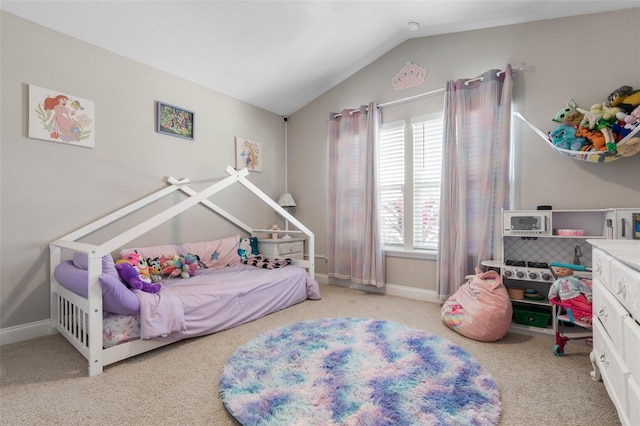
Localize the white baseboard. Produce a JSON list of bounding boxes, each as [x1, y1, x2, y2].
[[0, 320, 56, 346], [1, 277, 438, 346], [385, 283, 440, 303], [315, 273, 440, 304]]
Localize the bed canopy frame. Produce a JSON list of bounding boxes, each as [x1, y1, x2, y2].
[[49, 165, 314, 376]]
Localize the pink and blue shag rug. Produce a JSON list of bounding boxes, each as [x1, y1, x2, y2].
[[220, 317, 501, 425]]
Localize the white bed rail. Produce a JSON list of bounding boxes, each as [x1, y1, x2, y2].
[[164, 166, 315, 277], [49, 166, 315, 376], [225, 166, 315, 278]]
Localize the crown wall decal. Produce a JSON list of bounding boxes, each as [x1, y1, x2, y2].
[[392, 61, 427, 91]]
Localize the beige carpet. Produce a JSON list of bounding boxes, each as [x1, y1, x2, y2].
[[0, 283, 619, 425]]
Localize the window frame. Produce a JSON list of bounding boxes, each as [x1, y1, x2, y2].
[[378, 113, 443, 259]]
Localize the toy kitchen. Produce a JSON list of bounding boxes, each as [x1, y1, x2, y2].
[[483, 207, 639, 333]]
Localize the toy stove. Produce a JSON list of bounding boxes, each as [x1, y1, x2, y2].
[[503, 260, 554, 283]]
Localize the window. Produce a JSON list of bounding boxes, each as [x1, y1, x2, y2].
[[379, 122, 405, 245], [378, 113, 443, 251]]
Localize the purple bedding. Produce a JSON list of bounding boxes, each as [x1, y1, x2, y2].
[[137, 264, 321, 340], [55, 258, 321, 343]]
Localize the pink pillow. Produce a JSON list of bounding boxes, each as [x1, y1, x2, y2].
[[120, 244, 179, 261], [181, 235, 241, 269]]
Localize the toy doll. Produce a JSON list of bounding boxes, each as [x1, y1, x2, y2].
[[548, 266, 593, 323]]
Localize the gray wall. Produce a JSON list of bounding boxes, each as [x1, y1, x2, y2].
[[2, 9, 640, 333], [287, 10, 640, 291], [1, 12, 287, 330]]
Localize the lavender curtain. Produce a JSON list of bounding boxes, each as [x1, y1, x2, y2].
[[327, 103, 384, 288], [437, 65, 513, 300]]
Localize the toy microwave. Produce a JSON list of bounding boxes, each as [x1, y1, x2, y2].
[[503, 210, 551, 236]]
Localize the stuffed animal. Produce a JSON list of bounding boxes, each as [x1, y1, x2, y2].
[[577, 104, 604, 129], [116, 251, 150, 279], [576, 126, 606, 150], [623, 105, 640, 129], [552, 99, 584, 126], [613, 106, 640, 156], [115, 262, 161, 293], [549, 124, 587, 151], [599, 127, 617, 152], [147, 257, 163, 283], [612, 105, 640, 139], [161, 254, 199, 279], [608, 85, 640, 113], [602, 105, 623, 124], [181, 253, 200, 276]]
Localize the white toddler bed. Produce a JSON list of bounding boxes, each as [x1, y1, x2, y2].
[[49, 166, 318, 376]]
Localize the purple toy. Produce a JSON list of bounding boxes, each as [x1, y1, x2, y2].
[[115, 262, 161, 294]]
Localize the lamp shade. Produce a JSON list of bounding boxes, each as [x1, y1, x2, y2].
[[277, 192, 296, 208]]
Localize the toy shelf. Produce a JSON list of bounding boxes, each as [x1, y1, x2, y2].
[[514, 112, 640, 163]]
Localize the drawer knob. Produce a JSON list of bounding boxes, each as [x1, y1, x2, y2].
[[599, 352, 609, 367], [595, 260, 602, 274], [597, 307, 608, 320], [613, 277, 625, 295]]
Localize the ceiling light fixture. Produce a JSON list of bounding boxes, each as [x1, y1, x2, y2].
[[407, 21, 420, 31]]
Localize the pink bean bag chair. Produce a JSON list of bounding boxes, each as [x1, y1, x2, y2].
[[441, 269, 512, 342]]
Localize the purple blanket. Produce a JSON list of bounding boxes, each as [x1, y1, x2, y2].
[[135, 264, 321, 340]]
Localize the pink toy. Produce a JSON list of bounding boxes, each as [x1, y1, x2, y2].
[[624, 105, 640, 129], [116, 251, 150, 279]]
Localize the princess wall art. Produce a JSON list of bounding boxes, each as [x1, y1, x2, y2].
[[235, 137, 262, 172]]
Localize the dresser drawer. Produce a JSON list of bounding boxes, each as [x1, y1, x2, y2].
[[594, 280, 631, 351], [258, 239, 304, 260], [277, 241, 303, 256], [593, 320, 630, 422], [593, 248, 613, 286], [610, 259, 640, 320], [623, 317, 640, 380]]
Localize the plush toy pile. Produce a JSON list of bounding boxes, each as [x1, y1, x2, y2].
[[549, 85, 640, 159], [115, 250, 204, 293]]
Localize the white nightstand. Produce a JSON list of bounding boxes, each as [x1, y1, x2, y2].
[[258, 238, 304, 260]]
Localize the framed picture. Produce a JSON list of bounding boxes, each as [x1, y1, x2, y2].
[[235, 137, 262, 172], [157, 101, 194, 140], [28, 84, 95, 148]]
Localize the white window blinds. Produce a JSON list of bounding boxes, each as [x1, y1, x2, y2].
[[412, 114, 443, 250], [379, 121, 405, 245], [379, 114, 443, 251]]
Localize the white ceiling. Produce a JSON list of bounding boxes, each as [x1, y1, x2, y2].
[[2, 1, 638, 116]]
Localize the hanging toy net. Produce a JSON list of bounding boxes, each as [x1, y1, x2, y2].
[[515, 112, 640, 164]]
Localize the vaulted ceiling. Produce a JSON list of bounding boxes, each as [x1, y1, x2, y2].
[[2, 1, 637, 115]]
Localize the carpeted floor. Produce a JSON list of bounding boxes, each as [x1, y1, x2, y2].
[[221, 317, 502, 425], [0, 283, 620, 425]]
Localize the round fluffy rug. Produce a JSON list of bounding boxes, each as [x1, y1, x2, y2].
[[220, 317, 501, 425]]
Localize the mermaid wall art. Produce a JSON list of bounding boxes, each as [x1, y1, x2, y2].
[[28, 84, 95, 148]]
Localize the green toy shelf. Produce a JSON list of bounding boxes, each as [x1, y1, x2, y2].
[[515, 112, 640, 163]]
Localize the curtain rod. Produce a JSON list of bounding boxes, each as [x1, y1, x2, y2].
[[380, 66, 514, 106], [331, 64, 527, 118], [378, 87, 445, 108], [330, 87, 444, 118]]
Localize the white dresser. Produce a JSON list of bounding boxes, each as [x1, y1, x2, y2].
[[588, 239, 640, 426], [258, 238, 304, 260]]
